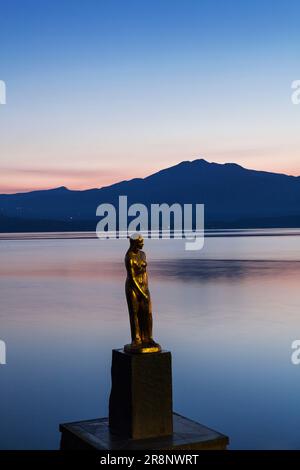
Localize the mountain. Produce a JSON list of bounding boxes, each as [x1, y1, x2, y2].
[[1, 159, 300, 231]]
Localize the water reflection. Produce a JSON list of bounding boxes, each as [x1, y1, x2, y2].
[[1, 233, 300, 449], [151, 259, 300, 282]]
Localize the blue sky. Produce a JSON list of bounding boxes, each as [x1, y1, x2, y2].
[[0, 0, 300, 192]]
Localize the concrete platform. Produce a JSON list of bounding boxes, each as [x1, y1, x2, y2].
[[60, 413, 229, 450]]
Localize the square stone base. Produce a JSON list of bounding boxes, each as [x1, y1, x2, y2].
[[60, 413, 229, 450], [109, 349, 173, 439]]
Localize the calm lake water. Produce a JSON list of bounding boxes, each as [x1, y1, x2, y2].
[[1, 229, 300, 449]]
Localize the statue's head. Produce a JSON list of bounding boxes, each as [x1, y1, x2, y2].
[[129, 233, 144, 250]]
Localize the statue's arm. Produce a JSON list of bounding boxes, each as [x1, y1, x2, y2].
[[127, 258, 148, 300]]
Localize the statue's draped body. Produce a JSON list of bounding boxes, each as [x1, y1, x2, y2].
[[124, 234, 161, 353]]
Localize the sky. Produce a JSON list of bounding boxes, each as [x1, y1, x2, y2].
[[0, 0, 300, 193]]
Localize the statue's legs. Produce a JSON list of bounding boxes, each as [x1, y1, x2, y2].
[[125, 284, 161, 353], [139, 297, 153, 343], [126, 286, 141, 344]]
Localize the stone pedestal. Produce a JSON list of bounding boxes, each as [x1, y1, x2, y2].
[[109, 349, 173, 439], [59, 347, 229, 450]]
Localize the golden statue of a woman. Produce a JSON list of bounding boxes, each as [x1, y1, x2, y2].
[[124, 234, 161, 354]]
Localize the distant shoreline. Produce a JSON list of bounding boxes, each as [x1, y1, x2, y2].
[[1, 228, 300, 241]]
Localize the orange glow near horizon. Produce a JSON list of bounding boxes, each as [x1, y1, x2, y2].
[[1, 156, 300, 194], [0, 167, 142, 194]]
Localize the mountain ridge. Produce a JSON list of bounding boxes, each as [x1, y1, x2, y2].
[[1, 158, 300, 231]]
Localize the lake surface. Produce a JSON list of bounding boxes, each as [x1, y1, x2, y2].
[[1, 229, 300, 449]]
